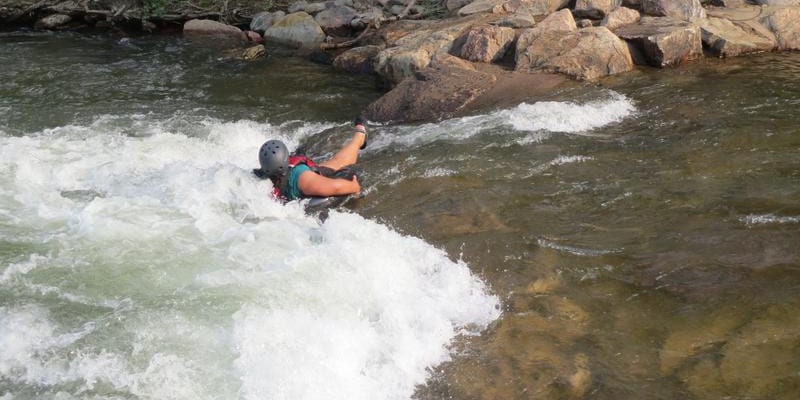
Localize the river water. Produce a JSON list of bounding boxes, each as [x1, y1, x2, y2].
[[1, 31, 798, 399]]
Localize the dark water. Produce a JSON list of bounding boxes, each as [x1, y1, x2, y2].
[[1, 30, 799, 399]]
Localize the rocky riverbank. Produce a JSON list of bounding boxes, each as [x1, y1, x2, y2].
[[3, 0, 799, 123]]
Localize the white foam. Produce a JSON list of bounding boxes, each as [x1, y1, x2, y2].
[[502, 93, 635, 134], [741, 214, 800, 226], [369, 92, 635, 150], [0, 114, 500, 399]]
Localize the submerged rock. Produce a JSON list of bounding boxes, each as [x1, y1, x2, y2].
[[242, 45, 267, 60], [263, 12, 326, 48], [615, 17, 702, 67], [459, 25, 516, 62], [700, 16, 776, 57], [641, 0, 707, 22], [516, 26, 634, 80]]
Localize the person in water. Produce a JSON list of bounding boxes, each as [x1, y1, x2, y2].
[[254, 117, 368, 201]]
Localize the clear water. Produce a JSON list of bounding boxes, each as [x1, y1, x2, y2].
[[1, 31, 799, 399]]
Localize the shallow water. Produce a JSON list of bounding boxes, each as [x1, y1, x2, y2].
[[1, 31, 799, 399]]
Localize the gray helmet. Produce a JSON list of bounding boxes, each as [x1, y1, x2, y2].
[[258, 140, 290, 177]]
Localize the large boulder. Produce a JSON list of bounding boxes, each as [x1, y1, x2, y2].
[[250, 11, 286, 34], [183, 19, 245, 41], [615, 17, 703, 67], [699, 16, 776, 57], [364, 55, 497, 123], [515, 9, 577, 63], [641, 0, 706, 22], [515, 26, 634, 80], [761, 7, 800, 50], [374, 19, 474, 84], [315, 5, 356, 36], [574, 0, 622, 19], [601, 6, 640, 31], [263, 12, 326, 48], [459, 25, 516, 62], [333, 45, 383, 74]]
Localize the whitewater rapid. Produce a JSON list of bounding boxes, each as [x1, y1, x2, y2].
[[0, 116, 499, 400]]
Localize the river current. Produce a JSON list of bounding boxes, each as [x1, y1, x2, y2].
[[1, 31, 799, 399]]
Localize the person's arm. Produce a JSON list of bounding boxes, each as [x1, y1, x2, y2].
[[297, 170, 360, 197]]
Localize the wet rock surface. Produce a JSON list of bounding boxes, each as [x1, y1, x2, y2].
[[364, 55, 498, 123]]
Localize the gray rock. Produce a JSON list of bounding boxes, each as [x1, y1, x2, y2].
[[459, 25, 516, 62], [601, 7, 640, 31], [700, 16, 776, 57], [516, 26, 634, 80], [333, 45, 383, 73], [490, 12, 537, 28], [641, 0, 706, 22], [183, 19, 245, 42], [574, 0, 621, 19], [315, 5, 356, 36], [365, 55, 497, 123], [761, 7, 800, 50], [263, 12, 326, 48], [577, 19, 594, 28], [288, 0, 308, 13], [615, 16, 703, 67], [250, 11, 286, 34], [305, 2, 329, 14], [35, 14, 72, 29]]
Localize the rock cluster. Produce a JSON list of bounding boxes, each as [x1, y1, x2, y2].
[[11, 0, 800, 124]]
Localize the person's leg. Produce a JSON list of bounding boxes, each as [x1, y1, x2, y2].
[[319, 129, 366, 171]]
